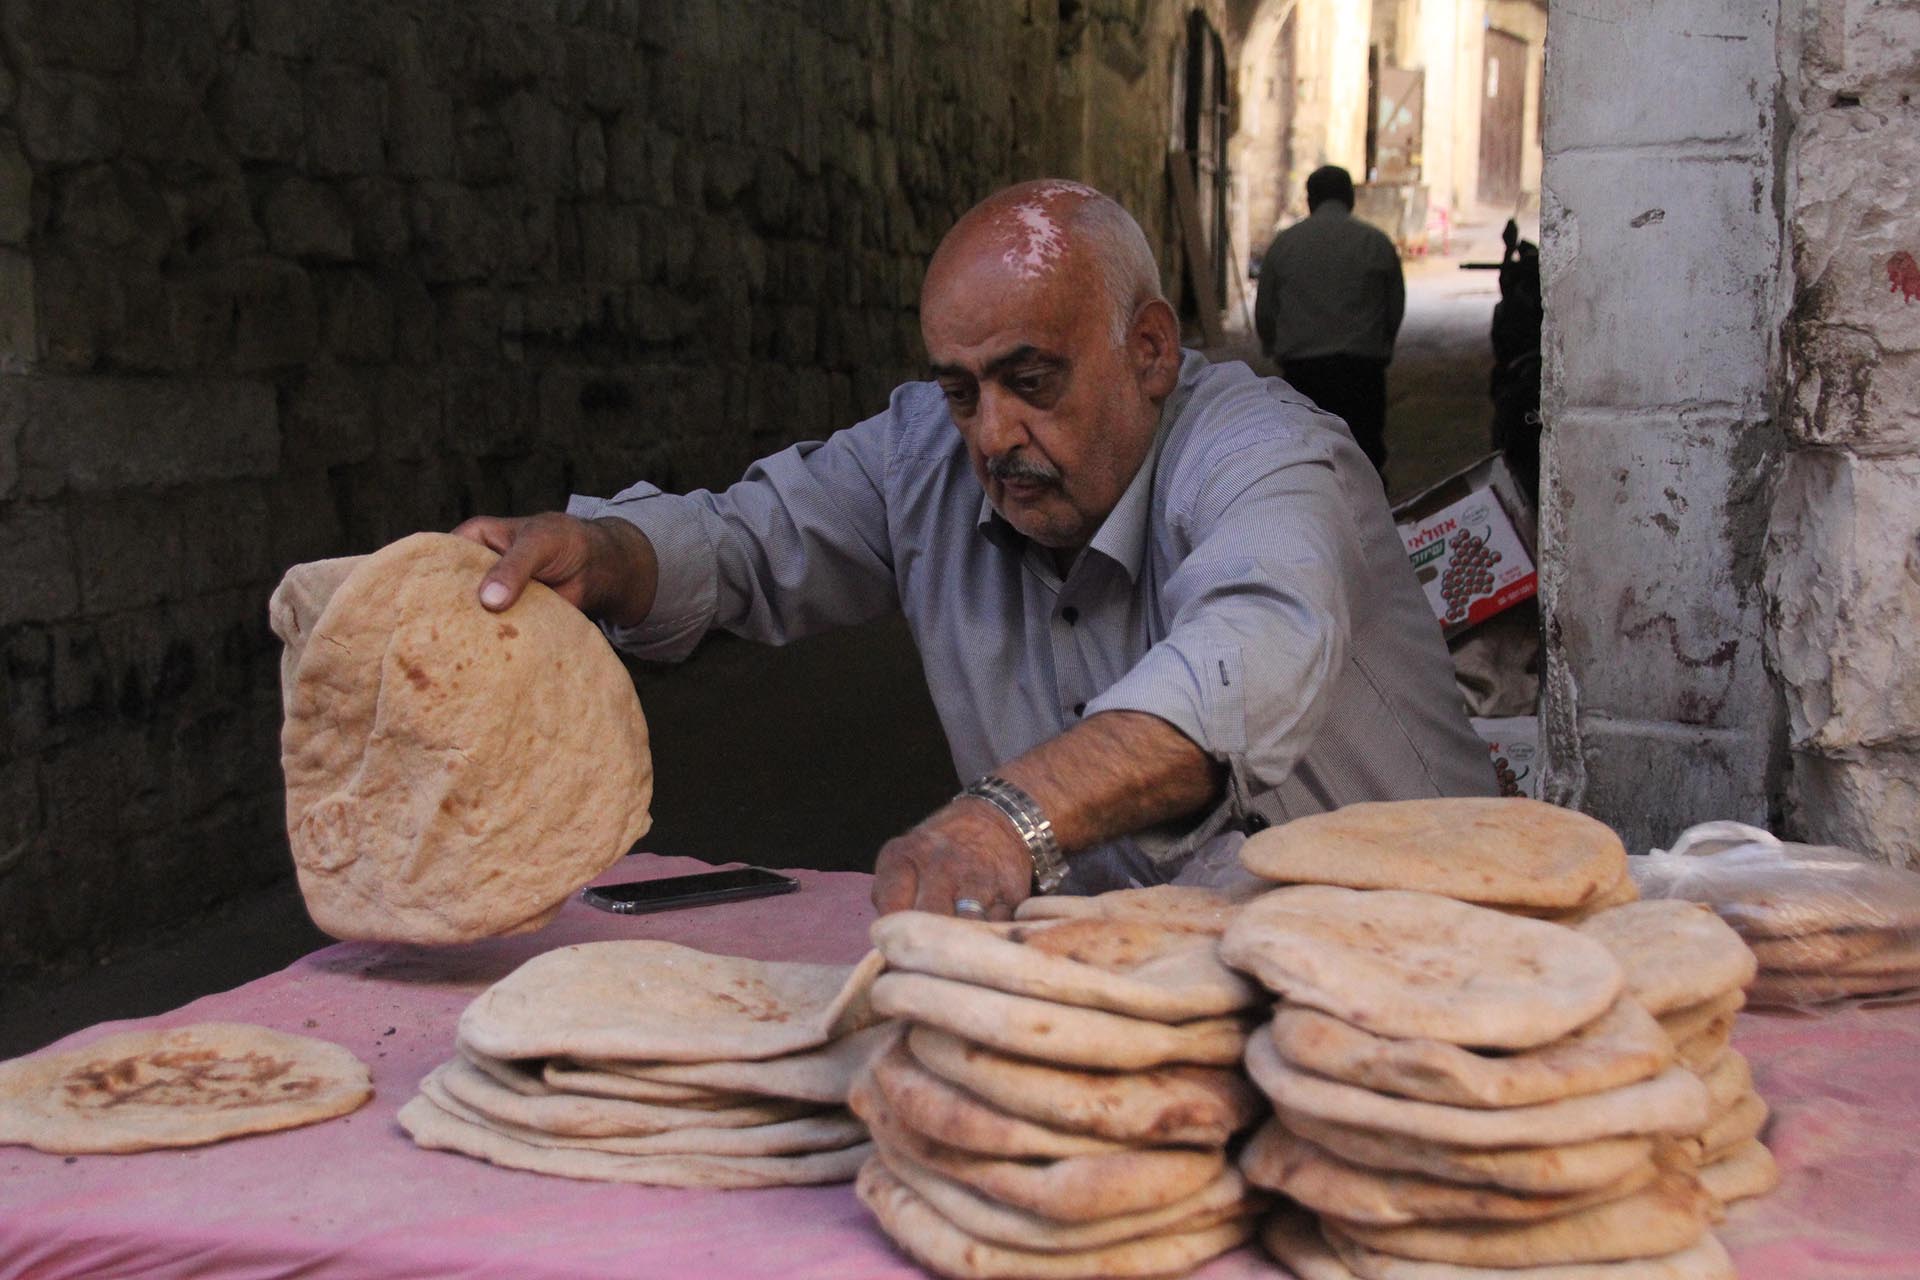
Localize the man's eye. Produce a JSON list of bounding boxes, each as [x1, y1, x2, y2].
[[941, 384, 977, 409]]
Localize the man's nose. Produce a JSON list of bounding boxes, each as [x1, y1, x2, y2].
[[974, 385, 1029, 457]]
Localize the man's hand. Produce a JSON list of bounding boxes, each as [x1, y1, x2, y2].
[[871, 799, 1034, 920], [452, 513, 657, 629]]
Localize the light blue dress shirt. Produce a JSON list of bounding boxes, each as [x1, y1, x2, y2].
[[569, 351, 1496, 893]]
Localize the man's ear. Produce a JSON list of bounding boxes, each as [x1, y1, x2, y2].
[[1129, 299, 1182, 401]]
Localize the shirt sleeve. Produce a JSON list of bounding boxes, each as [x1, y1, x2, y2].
[[1082, 390, 1363, 821], [566, 406, 902, 662]]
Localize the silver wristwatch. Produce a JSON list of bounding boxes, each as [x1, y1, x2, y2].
[[959, 774, 1069, 894]]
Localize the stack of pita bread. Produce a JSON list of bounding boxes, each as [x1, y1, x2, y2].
[[1224, 795, 1744, 1279], [399, 941, 885, 1187], [852, 910, 1269, 1278], [1577, 900, 1776, 1209]]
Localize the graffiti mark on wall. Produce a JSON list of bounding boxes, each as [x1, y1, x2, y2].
[[1889, 251, 1920, 303]]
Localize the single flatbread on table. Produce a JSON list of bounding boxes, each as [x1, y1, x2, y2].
[[855, 1159, 1254, 1279], [1240, 1118, 1657, 1226], [1012, 884, 1263, 936], [1699, 1137, 1779, 1206], [870, 972, 1250, 1070], [0, 1023, 371, 1154], [867, 1036, 1128, 1158], [399, 1093, 871, 1187], [869, 912, 1262, 1022], [1266, 999, 1671, 1109], [1658, 989, 1745, 1046], [1238, 797, 1627, 911], [434, 1055, 815, 1137], [458, 942, 885, 1063], [1220, 886, 1624, 1049], [905, 1025, 1259, 1146], [276, 532, 654, 943], [1280, 1110, 1658, 1196], [1246, 1034, 1709, 1149], [549, 1021, 896, 1105], [1576, 901, 1756, 1017]]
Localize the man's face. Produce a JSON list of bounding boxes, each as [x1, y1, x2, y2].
[[922, 256, 1161, 554]]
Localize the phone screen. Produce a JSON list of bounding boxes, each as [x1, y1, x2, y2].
[[580, 866, 799, 915]]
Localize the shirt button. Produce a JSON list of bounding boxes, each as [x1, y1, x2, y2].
[[1061, 606, 1079, 625], [1072, 702, 1086, 717]]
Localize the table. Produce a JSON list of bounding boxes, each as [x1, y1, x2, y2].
[[3, 855, 1917, 1279]]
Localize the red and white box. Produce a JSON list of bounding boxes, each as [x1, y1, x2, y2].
[[1397, 486, 1537, 637], [1472, 715, 1542, 799]]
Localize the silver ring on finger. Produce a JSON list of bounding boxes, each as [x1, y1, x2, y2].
[[953, 897, 986, 919]]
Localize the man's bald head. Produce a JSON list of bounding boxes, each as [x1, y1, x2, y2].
[[925, 180, 1164, 346]]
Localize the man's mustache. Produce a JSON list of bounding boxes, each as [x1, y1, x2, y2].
[[988, 453, 1061, 487]]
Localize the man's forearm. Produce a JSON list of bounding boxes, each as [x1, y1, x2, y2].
[[990, 710, 1223, 856], [585, 517, 662, 630]]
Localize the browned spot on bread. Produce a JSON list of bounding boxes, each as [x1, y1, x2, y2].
[[497, 623, 519, 639]]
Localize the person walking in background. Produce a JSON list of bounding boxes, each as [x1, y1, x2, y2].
[[1254, 165, 1406, 477]]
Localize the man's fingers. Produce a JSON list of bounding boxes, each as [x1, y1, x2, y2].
[[871, 853, 919, 916], [452, 516, 518, 554]]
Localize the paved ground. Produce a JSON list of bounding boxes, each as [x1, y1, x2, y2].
[[3, 215, 1528, 1060]]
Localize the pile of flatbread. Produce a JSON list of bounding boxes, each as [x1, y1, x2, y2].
[[1578, 900, 1776, 1208], [398, 941, 885, 1187], [1224, 797, 1755, 1279], [272, 533, 654, 944], [1240, 797, 1639, 924], [853, 910, 1269, 1278], [0, 1023, 371, 1153]]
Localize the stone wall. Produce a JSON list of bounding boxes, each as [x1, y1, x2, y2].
[[1538, 1, 1787, 856], [0, 0, 1214, 975], [1768, 0, 1920, 864]]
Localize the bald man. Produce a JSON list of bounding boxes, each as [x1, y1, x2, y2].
[[457, 180, 1495, 920]]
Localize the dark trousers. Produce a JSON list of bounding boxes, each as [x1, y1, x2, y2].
[[1281, 355, 1390, 475]]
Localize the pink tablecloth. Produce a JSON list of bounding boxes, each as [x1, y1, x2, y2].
[[3, 856, 1918, 1280]]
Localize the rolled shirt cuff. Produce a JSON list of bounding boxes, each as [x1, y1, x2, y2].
[[566, 484, 718, 662]]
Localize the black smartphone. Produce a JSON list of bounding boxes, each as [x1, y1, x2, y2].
[[580, 866, 800, 915]]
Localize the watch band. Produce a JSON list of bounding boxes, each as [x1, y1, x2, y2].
[[959, 774, 1069, 894]]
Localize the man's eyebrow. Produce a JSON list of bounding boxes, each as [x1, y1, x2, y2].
[[928, 345, 1063, 381]]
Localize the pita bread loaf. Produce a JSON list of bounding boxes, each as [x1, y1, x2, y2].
[[565, 1021, 896, 1105], [869, 912, 1261, 1021], [1658, 990, 1745, 1046], [399, 1092, 870, 1187], [539, 1060, 748, 1105], [1698, 1090, 1768, 1159], [1261, 1207, 1370, 1280], [878, 1142, 1257, 1253], [1240, 1119, 1657, 1226], [1280, 1111, 1656, 1196], [1267, 1000, 1671, 1109], [855, 1158, 1254, 1279], [867, 1037, 1127, 1158], [1238, 798, 1627, 911], [1247, 1035, 1709, 1149], [870, 972, 1250, 1070], [1325, 1166, 1713, 1267], [277, 533, 653, 943], [268, 553, 366, 717], [1672, 1019, 1736, 1074], [1746, 926, 1897, 971], [905, 1026, 1259, 1146], [458, 942, 884, 1063], [1013, 885, 1260, 936], [1695, 1049, 1751, 1117], [435, 1055, 813, 1137], [1221, 887, 1623, 1050], [1699, 1138, 1778, 1206], [1322, 1221, 1736, 1279], [418, 1063, 862, 1156], [0, 1023, 371, 1154], [1577, 902, 1756, 1017]]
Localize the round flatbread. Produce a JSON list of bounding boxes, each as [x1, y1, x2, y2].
[[1267, 999, 1671, 1109], [1246, 1034, 1708, 1149], [870, 972, 1250, 1070], [1238, 798, 1627, 910], [459, 942, 884, 1063], [399, 1093, 870, 1187], [577, 1021, 896, 1105], [1696, 1049, 1751, 1117], [1281, 1110, 1656, 1196], [1699, 1090, 1768, 1159], [1746, 927, 1897, 972], [869, 912, 1261, 1022], [867, 1036, 1126, 1158], [434, 1055, 813, 1137], [1577, 901, 1756, 1016], [277, 533, 653, 943], [1013, 885, 1262, 936], [854, 1158, 1254, 1279], [1323, 1224, 1736, 1279], [1240, 1119, 1658, 1226], [1261, 1206, 1366, 1280], [905, 1026, 1259, 1146], [0, 1023, 371, 1154], [1658, 990, 1745, 1046], [1698, 1138, 1778, 1207], [1220, 887, 1623, 1050]]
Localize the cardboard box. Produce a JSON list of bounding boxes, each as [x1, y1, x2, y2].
[[1472, 715, 1541, 799], [1396, 469, 1537, 638]]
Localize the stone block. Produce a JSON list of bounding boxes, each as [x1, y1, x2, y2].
[[109, 270, 192, 373], [39, 725, 170, 840], [504, 92, 572, 194], [118, 88, 229, 176], [266, 467, 345, 570], [444, 366, 532, 458], [4, 0, 136, 72], [0, 758, 40, 881], [1546, 0, 1776, 152], [305, 65, 386, 178], [282, 365, 376, 470], [264, 176, 355, 262], [340, 177, 411, 264], [1765, 450, 1920, 753], [136, 0, 221, 95], [212, 55, 302, 163], [1791, 746, 1920, 868], [412, 183, 511, 284], [50, 162, 173, 265], [0, 249, 33, 373], [0, 133, 29, 245], [9, 374, 278, 497], [319, 269, 397, 364], [31, 248, 123, 371], [1570, 718, 1774, 858], [0, 502, 78, 627], [372, 366, 442, 459], [387, 81, 455, 180], [1801, 0, 1920, 97], [228, 259, 318, 370], [176, 481, 274, 596], [73, 491, 185, 613], [1543, 151, 1776, 413], [575, 121, 607, 196], [16, 70, 120, 165], [562, 29, 640, 114]]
